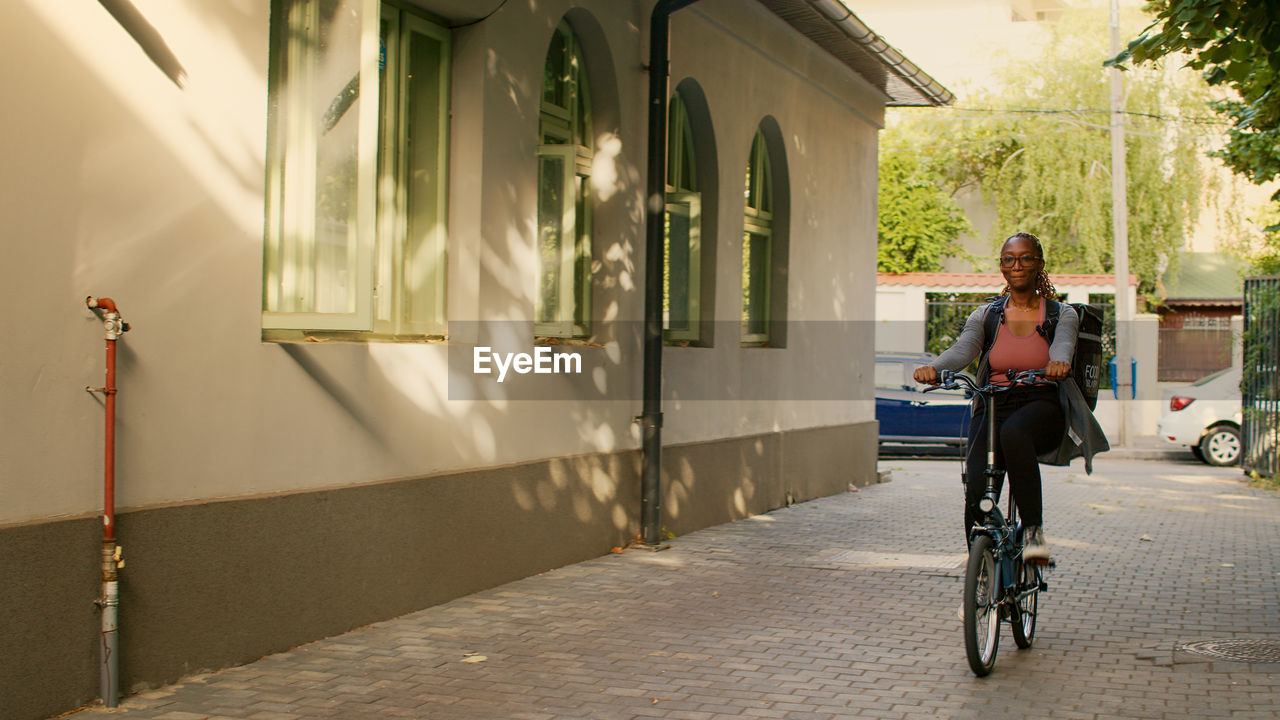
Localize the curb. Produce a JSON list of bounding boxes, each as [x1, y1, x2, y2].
[[1101, 448, 1196, 462]]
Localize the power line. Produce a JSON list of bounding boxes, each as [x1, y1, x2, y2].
[[937, 106, 1229, 126]]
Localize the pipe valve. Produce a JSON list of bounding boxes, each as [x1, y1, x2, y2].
[[86, 296, 130, 340]]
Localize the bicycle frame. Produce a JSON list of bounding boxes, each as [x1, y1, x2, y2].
[[929, 369, 1050, 675], [970, 386, 1023, 602], [936, 368, 1044, 554]]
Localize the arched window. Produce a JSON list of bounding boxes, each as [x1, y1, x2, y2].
[[536, 21, 593, 337], [664, 92, 700, 342], [742, 129, 773, 344]]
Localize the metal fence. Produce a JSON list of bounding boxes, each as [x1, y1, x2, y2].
[[924, 294, 989, 357], [1242, 276, 1280, 478], [924, 293, 1116, 388]]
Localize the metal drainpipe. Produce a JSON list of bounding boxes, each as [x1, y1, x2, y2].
[[86, 296, 129, 708], [641, 0, 701, 547]]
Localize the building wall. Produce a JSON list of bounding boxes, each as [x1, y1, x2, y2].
[[1158, 305, 1240, 329], [1, 0, 885, 527], [0, 0, 888, 717]]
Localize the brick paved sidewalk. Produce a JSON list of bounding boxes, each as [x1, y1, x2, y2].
[[71, 457, 1280, 720]]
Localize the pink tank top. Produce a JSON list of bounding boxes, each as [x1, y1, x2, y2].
[[988, 301, 1050, 387]]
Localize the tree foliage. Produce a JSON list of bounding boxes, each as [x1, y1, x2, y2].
[[1108, 0, 1280, 201], [880, 9, 1214, 299], [1245, 204, 1280, 274], [877, 137, 972, 273]]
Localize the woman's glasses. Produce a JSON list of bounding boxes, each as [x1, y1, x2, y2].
[[999, 255, 1043, 269]]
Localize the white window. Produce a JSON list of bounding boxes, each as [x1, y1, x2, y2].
[[1183, 315, 1231, 330], [665, 93, 701, 343], [536, 22, 593, 338], [264, 0, 449, 336]]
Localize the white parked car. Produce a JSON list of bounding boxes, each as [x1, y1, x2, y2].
[[1157, 367, 1242, 466]]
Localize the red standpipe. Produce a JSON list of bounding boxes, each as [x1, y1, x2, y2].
[[86, 296, 128, 708], [103, 302, 118, 541], [87, 296, 125, 540]]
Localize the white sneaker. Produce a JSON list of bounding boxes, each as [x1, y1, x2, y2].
[[1023, 525, 1051, 563]]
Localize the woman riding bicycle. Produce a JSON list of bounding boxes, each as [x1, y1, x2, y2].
[[913, 232, 1091, 563]]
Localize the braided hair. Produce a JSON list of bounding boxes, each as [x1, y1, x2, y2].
[[999, 232, 1058, 301]]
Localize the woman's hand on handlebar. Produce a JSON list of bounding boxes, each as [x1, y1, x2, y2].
[[913, 365, 939, 385], [1045, 360, 1071, 381]]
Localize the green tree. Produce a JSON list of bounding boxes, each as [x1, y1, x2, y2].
[[876, 136, 972, 273], [882, 8, 1214, 300], [1108, 0, 1280, 205], [1245, 204, 1280, 274]]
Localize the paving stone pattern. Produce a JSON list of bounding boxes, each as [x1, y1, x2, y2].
[[72, 458, 1280, 719]]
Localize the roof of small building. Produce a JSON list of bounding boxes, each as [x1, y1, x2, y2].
[[1160, 252, 1245, 302]]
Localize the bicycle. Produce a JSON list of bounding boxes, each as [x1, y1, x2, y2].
[[925, 368, 1054, 677]]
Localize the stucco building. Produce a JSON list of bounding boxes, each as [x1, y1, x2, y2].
[[1, 1, 950, 717]]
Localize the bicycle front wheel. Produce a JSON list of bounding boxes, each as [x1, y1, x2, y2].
[[964, 534, 1000, 676], [1011, 558, 1039, 649]]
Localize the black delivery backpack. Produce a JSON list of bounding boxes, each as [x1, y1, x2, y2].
[[981, 299, 1105, 410], [1067, 303, 1104, 410]]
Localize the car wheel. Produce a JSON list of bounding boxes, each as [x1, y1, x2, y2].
[[1198, 426, 1241, 467]]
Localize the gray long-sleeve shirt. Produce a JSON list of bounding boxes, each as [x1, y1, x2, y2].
[[931, 298, 1106, 471]]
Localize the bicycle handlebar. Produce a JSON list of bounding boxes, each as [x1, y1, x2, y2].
[[923, 368, 1052, 396]]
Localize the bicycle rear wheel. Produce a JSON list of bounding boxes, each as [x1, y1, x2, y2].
[[1011, 558, 1039, 649], [964, 534, 1000, 676]]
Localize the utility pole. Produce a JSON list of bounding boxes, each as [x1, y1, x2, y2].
[[1108, 0, 1131, 446]]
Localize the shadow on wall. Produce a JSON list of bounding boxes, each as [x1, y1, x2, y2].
[[281, 344, 390, 450], [97, 0, 187, 87]]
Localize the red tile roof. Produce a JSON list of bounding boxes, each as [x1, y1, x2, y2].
[[877, 272, 1137, 287]]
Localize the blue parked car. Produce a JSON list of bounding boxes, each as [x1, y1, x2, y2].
[[876, 351, 972, 455]]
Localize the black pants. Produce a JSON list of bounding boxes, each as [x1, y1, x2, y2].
[[964, 385, 1064, 541]]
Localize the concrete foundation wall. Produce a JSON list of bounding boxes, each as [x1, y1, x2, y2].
[[1, 422, 876, 720]]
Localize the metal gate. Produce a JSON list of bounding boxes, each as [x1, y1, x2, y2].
[[1242, 276, 1280, 477]]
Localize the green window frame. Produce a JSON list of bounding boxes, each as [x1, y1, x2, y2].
[[536, 22, 593, 338], [264, 0, 449, 337], [742, 130, 772, 345], [664, 93, 701, 343], [375, 6, 450, 335]]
